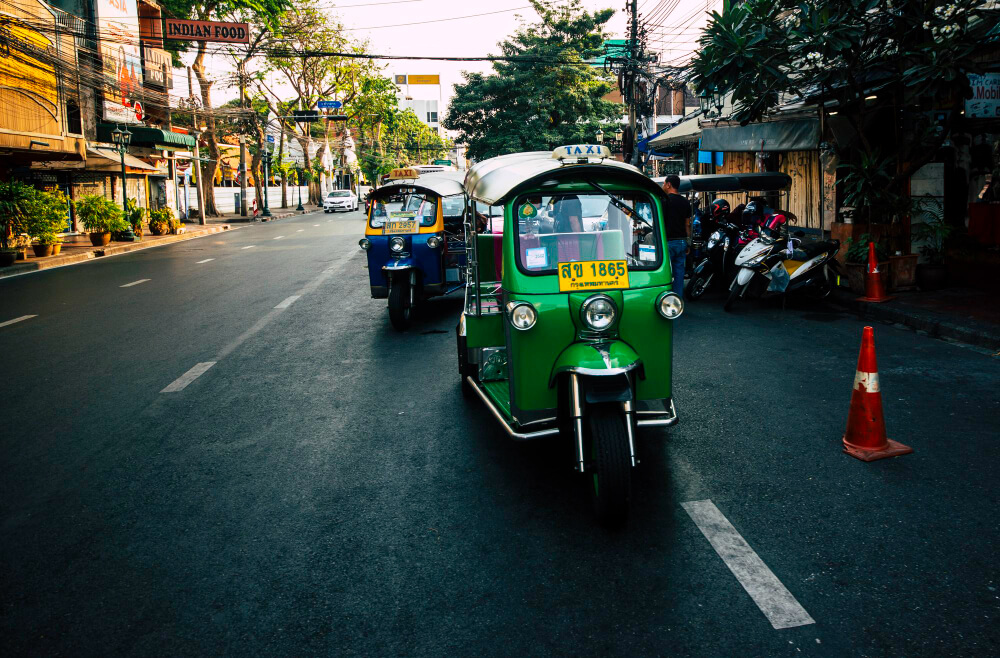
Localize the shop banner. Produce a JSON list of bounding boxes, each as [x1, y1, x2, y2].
[[98, 0, 143, 125], [165, 20, 250, 44], [966, 73, 1000, 119]]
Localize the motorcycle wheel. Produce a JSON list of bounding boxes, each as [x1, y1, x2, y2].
[[388, 276, 411, 331], [685, 274, 708, 301], [723, 283, 742, 312], [588, 403, 631, 526]]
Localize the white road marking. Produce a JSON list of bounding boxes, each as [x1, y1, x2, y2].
[[274, 295, 301, 309], [196, 258, 215, 264], [120, 279, 150, 288], [297, 229, 304, 232], [160, 361, 216, 393], [0, 314, 37, 328], [241, 245, 255, 249], [682, 500, 815, 630], [313, 224, 319, 226], [274, 235, 284, 240]]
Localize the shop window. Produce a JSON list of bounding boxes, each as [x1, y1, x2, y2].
[[65, 99, 82, 135]]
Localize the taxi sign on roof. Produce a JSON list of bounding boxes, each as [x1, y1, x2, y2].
[[388, 167, 420, 180], [552, 144, 612, 161]]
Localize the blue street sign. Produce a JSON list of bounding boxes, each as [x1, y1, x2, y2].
[[266, 135, 275, 143], [317, 100, 342, 109]]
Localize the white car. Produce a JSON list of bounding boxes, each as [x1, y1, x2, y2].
[[324, 190, 358, 213]]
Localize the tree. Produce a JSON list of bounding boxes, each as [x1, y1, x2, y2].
[[162, 0, 290, 216], [259, 0, 379, 205], [443, 0, 620, 161], [688, 0, 1000, 221]]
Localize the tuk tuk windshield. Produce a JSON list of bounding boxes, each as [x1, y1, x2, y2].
[[370, 193, 438, 228], [513, 192, 659, 273]]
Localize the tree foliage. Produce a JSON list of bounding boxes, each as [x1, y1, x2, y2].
[[443, 0, 619, 161]]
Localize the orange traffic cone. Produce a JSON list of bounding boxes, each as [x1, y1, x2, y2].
[[858, 242, 893, 302], [842, 326, 912, 461]]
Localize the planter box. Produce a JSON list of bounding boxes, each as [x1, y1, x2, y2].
[[845, 260, 894, 294], [831, 221, 909, 264], [888, 254, 918, 291]]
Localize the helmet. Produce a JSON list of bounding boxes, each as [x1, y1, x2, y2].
[[764, 213, 787, 232], [742, 200, 763, 225], [709, 198, 731, 219]]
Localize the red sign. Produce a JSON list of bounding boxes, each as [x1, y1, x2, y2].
[[165, 19, 249, 44]]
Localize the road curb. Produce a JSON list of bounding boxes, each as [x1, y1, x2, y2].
[[829, 288, 1000, 351], [0, 225, 238, 280]]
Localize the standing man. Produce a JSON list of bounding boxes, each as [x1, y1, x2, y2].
[[662, 174, 692, 294]]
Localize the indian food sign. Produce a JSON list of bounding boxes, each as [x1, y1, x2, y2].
[[165, 19, 250, 44]]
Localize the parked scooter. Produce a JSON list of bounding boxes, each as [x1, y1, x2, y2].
[[685, 198, 743, 300], [724, 215, 840, 312]]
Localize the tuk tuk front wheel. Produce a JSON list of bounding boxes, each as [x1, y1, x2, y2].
[[587, 403, 631, 526], [388, 276, 411, 330]]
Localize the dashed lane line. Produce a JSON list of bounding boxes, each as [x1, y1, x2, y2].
[[0, 314, 37, 328], [273, 236, 284, 240], [196, 258, 215, 264], [160, 362, 216, 393], [682, 500, 815, 630], [313, 224, 320, 226], [297, 229, 304, 232], [120, 279, 150, 288], [241, 245, 255, 249], [274, 295, 300, 309]]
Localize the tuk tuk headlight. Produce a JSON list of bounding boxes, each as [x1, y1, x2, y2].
[[657, 291, 684, 319], [359, 238, 371, 251], [581, 295, 616, 331], [507, 301, 537, 330], [389, 236, 405, 253], [426, 235, 442, 249]]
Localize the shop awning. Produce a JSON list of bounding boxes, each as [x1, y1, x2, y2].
[[700, 118, 819, 152], [96, 124, 197, 150], [87, 147, 161, 172], [648, 113, 702, 150]]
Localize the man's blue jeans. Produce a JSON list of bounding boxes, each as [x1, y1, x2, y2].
[[668, 239, 687, 293]]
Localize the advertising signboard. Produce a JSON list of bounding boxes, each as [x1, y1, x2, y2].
[[165, 19, 250, 44], [966, 73, 1000, 119], [98, 0, 143, 124], [407, 75, 439, 85]]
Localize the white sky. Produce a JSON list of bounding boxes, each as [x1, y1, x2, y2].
[[179, 0, 715, 113]]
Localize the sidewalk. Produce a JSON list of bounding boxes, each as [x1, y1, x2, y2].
[[830, 286, 1000, 352], [0, 207, 310, 279]]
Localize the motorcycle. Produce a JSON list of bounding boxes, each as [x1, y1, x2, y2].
[[724, 218, 840, 312]]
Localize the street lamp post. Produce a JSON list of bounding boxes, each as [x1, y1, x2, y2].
[[296, 168, 304, 212], [110, 125, 135, 240], [262, 142, 273, 218]]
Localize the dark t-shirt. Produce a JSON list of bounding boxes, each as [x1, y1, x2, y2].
[[664, 192, 692, 240]]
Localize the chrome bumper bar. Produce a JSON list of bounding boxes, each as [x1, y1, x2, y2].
[[466, 377, 560, 441], [636, 399, 679, 427]]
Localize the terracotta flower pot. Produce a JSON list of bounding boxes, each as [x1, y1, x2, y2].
[[51, 243, 61, 255], [32, 243, 53, 258], [89, 231, 111, 247], [149, 224, 166, 236], [888, 254, 918, 291]]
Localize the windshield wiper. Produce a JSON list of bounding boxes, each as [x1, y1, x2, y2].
[[584, 179, 652, 228]]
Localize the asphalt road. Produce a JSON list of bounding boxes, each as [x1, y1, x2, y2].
[[2, 208, 998, 656]]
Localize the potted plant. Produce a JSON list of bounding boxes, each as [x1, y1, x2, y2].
[[148, 208, 173, 235], [170, 215, 185, 234], [76, 194, 127, 246], [843, 234, 890, 295], [0, 180, 35, 266], [912, 213, 954, 291], [26, 189, 69, 258], [123, 198, 145, 240], [833, 154, 908, 256]]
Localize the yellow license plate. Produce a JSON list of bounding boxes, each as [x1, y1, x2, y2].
[[383, 220, 418, 235], [558, 260, 629, 292]]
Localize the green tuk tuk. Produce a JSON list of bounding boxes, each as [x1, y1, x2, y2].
[[456, 145, 683, 524]]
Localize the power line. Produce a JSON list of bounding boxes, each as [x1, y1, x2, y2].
[[342, 5, 536, 31]]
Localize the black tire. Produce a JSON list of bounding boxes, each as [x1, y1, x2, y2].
[[723, 283, 742, 312], [587, 403, 631, 526], [388, 276, 411, 330], [685, 274, 708, 301]]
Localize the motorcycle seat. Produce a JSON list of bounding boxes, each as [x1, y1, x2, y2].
[[796, 240, 837, 260]]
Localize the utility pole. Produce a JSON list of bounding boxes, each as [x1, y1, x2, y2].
[[188, 66, 205, 225], [238, 61, 248, 217], [628, 0, 639, 167]]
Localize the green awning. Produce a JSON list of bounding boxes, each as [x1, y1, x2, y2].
[[700, 119, 819, 152], [97, 124, 197, 149]]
